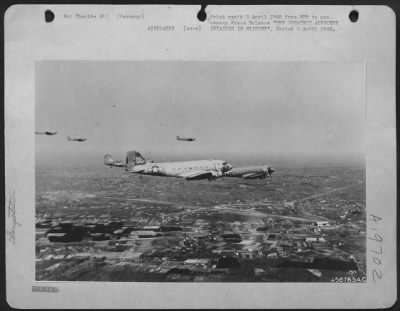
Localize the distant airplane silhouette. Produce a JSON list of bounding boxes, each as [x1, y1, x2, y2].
[[35, 131, 58, 136], [104, 154, 125, 168], [177, 136, 196, 142], [67, 136, 87, 142]]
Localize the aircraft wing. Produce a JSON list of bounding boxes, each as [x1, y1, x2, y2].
[[241, 172, 266, 179], [177, 170, 215, 180]]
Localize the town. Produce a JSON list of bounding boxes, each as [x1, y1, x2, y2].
[[35, 165, 366, 282]]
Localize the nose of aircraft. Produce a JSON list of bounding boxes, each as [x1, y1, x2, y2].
[[222, 162, 233, 172], [268, 167, 275, 175]]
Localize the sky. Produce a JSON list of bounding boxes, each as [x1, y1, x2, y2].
[[35, 61, 365, 168]]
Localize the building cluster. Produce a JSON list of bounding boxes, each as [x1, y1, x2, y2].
[[36, 166, 366, 281], [36, 198, 364, 281]]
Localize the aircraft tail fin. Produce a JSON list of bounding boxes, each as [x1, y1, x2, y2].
[[104, 154, 114, 166], [126, 151, 146, 170]]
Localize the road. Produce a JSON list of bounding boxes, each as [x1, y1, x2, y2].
[[216, 207, 322, 222], [97, 181, 365, 222], [289, 181, 365, 205], [96, 196, 174, 206]]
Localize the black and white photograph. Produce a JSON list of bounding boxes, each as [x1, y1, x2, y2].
[[5, 5, 396, 309], [35, 61, 366, 282]]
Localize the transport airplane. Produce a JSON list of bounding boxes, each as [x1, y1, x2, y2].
[[224, 166, 275, 179], [67, 136, 87, 142], [176, 136, 196, 142], [104, 154, 125, 168], [35, 131, 58, 135], [105, 150, 232, 181]]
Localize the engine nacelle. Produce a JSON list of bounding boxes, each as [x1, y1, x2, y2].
[[151, 165, 161, 174], [215, 170, 223, 177], [216, 161, 233, 173]]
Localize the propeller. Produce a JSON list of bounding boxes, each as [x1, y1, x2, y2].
[[221, 162, 233, 173], [268, 167, 275, 175], [261, 167, 275, 178], [151, 165, 161, 174]]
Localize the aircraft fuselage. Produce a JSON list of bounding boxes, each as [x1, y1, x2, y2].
[[225, 166, 275, 179], [105, 150, 274, 181], [177, 136, 195, 142], [131, 159, 230, 180]]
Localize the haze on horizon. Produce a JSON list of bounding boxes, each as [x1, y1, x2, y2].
[[35, 61, 365, 168]]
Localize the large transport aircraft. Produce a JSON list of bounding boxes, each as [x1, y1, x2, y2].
[[104, 154, 125, 167], [67, 136, 87, 142], [176, 136, 196, 142], [105, 151, 233, 181], [35, 131, 58, 135], [225, 166, 275, 179]]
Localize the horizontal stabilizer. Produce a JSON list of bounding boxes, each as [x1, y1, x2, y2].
[[104, 154, 114, 165]]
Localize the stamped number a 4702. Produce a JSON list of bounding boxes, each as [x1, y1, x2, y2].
[[368, 214, 383, 283]]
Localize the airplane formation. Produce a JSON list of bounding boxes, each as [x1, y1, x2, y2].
[[35, 130, 87, 142], [37, 131, 196, 144], [104, 151, 275, 181], [36, 126, 275, 181]]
